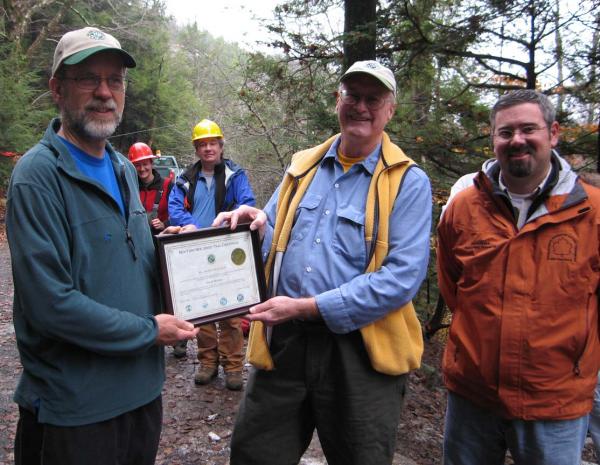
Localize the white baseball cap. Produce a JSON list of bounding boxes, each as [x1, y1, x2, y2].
[[52, 27, 136, 76], [341, 60, 396, 96]]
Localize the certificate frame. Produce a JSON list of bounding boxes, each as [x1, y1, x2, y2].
[[155, 223, 267, 325]]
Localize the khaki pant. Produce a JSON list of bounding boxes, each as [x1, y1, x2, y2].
[[197, 317, 244, 372]]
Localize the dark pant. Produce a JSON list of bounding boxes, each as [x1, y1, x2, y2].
[[230, 321, 407, 465], [14, 396, 162, 465]]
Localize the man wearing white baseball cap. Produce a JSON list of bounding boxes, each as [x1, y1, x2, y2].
[[341, 59, 397, 95], [217, 60, 432, 465], [7, 27, 198, 465]]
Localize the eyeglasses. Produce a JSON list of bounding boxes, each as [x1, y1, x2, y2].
[[60, 75, 127, 92], [338, 89, 390, 110], [493, 125, 548, 141]]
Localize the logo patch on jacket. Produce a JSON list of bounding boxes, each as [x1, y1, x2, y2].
[[548, 234, 577, 261], [468, 239, 494, 250]]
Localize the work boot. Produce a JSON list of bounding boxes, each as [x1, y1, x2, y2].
[[194, 366, 218, 385], [172, 340, 188, 358], [225, 371, 244, 391]]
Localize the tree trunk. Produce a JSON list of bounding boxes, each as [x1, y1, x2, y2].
[[554, 0, 564, 113], [526, 0, 537, 89], [343, 0, 377, 71]]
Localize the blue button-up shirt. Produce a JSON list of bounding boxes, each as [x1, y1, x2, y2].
[[262, 137, 432, 333]]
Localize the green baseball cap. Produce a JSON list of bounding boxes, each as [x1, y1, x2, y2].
[[52, 27, 136, 76]]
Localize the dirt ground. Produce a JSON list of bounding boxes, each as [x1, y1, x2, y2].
[[0, 214, 597, 464], [0, 234, 445, 465]]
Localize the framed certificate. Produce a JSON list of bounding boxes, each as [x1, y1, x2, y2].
[[155, 224, 267, 325]]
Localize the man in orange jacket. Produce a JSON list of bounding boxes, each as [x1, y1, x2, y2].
[[437, 89, 600, 465]]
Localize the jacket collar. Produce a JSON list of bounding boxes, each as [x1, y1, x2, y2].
[[138, 169, 164, 190], [43, 118, 125, 179], [182, 158, 241, 182], [286, 132, 411, 179], [320, 136, 382, 176], [479, 150, 587, 218]]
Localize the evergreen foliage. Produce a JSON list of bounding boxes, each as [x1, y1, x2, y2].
[[0, 43, 54, 153]]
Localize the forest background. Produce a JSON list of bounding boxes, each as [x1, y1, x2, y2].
[[1, 0, 599, 320]]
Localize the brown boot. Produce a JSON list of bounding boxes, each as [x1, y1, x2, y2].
[[194, 366, 217, 385], [225, 371, 243, 391]]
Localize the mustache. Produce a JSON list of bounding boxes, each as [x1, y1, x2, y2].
[[348, 112, 370, 120], [507, 144, 534, 156], [85, 99, 117, 113]]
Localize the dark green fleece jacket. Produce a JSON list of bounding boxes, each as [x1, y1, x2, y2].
[[7, 119, 164, 426]]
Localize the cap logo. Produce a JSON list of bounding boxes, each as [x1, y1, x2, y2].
[[87, 30, 106, 41], [366, 62, 378, 69]]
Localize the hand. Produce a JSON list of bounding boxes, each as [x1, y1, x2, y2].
[[212, 205, 267, 240], [151, 218, 166, 231], [154, 314, 199, 345], [246, 296, 320, 326], [160, 224, 198, 235]]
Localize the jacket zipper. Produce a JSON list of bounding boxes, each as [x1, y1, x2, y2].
[[573, 294, 591, 377], [118, 164, 137, 261], [50, 137, 138, 261]]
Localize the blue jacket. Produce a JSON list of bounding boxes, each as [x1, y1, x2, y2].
[[6, 119, 164, 426], [168, 158, 255, 227]]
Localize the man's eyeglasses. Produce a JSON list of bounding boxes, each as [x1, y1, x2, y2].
[[493, 125, 548, 141], [60, 75, 127, 92], [338, 89, 390, 110]]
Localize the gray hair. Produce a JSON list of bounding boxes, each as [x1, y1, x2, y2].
[[490, 89, 556, 132]]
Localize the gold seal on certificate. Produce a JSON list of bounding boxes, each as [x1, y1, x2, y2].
[[155, 224, 267, 325], [231, 248, 246, 266]]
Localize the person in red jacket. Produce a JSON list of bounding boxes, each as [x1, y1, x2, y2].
[[129, 143, 186, 359], [128, 142, 173, 235]]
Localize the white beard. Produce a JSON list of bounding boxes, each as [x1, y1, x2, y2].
[[62, 99, 122, 141]]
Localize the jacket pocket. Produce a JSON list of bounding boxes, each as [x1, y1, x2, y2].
[[572, 293, 592, 377], [523, 299, 590, 386]]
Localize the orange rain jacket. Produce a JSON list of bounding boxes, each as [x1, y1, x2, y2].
[[437, 154, 600, 420]]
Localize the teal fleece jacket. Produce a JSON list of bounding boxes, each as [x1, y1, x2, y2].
[[6, 119, 164, 426]]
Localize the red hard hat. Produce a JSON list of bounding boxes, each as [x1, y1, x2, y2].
[[128, 142, 156, 163]]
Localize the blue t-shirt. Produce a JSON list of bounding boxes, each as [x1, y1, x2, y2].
[[191, 173, 216, 228], [59, 137, 125, 216]]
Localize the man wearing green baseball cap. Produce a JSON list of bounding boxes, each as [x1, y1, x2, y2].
[[51, 26, 136, 77], [7, 27, 199, 465]]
